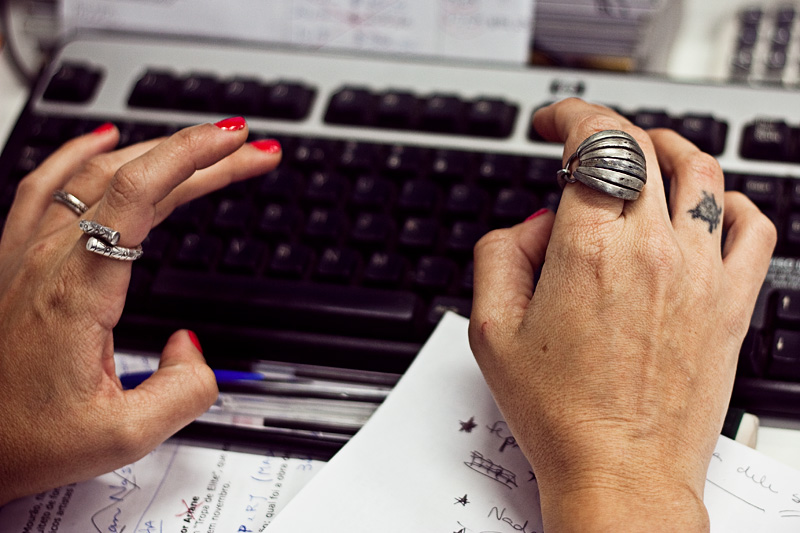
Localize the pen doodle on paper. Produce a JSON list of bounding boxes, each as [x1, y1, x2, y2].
[[705, 479, 766, 513], [464, 450, 518, 490], [91, 467, 141, 533], [459, 416, 478, 433], [454, 494, 470, 506], [737, 465, 780, 494], [486, 420, 518, 453], [780, 509, 800, 519]]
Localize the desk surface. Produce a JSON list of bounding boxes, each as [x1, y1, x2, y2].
[[1, 0, 800, 470]]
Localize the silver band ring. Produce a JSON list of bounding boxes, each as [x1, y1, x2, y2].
[[52, 190, 89, 216], [557, 130, 647, 201], [79, 219, 121, 246], [86, 237, 143, 261]]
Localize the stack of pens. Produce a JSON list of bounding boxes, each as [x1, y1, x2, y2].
[[120, 360, 400, 456]]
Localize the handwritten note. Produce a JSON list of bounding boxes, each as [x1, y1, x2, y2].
[[267, 312, 800, 533], [62, 0, 534, 63], [0, 443, 323, 532]]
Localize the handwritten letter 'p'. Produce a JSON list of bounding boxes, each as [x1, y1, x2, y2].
[[269, 313, 800, 533]]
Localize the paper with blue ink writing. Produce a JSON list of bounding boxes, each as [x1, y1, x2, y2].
[[0, 444, 322, 532], [268, 312, 800, 533]]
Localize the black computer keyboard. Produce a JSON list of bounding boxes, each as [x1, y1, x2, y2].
[[3, 35, 800, 419]]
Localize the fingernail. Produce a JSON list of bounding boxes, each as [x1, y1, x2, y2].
[[250, 139, 282, 154], [187, 330, 203, 354], [214, 116, 246, 131], [92, 122, 115, 135], [525, 208, 549, 222]]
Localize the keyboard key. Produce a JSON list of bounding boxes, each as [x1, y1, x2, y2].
[[128, 70, 178, 109], [364, 252, 406, 286], [256, 168, 303, 201], [338, 141, 377, 174], [304, 208, 346, 241], [263, 81, 315, 120], [771, 329, 800, 379], [399, 217, 439, 250], [325, 86, 373, 125], [177, 74, 220, 111], [675, 114, 727, 155], [383, 145, 425, 177], [221, 237, 266, 274], [740, 120, 794, 162], [523, 157, 562, 188], [259, 204, 300, 239], [43, 63, 102, 103], [446, 221, 487, 254], [269, 242, 313, 278], [776, 289, 800, 322], [785, 213, 800, 248], [477, 153, 517, 186], [741, 175, 782, 206], [316, 247, 359, 282], [212, 199, 253, 234], [291, 138, 329, 169], [375, 91, 417, 129], [430, 149, 470, 181], [150, 268, 420, 336], [445, 184, 485, 218], [351, 213, 394, 246], [164, 198, 212, 231], [420, 94, 464, 133], [493, 188, 535, 223], [413, 256, 455, 291], [632, 109, 672, 129], [175, 233, 221, 271], [427, 296, 472, 328], [219, 78, 263, 116], [352, 176, 393, 209], [397, 180, 438, 213], [306, 171, 347, 205], [466, 98, 517, 138]]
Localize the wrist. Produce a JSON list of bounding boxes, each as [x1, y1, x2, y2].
[[537, 479, 710, 533]]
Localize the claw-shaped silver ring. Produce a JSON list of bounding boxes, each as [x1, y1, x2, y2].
[[557, 130, 647, 201]]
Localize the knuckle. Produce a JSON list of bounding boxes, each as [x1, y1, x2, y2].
[[678, 151, 722, 184], [106, 162, 149, 211]]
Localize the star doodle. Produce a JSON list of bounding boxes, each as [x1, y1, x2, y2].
[[459, 416, 477, 433], [454, 494, 470, 506], [688, 191, 723, 234]]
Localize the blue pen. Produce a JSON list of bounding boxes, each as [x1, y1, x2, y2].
[[119, 369, 288, 390]]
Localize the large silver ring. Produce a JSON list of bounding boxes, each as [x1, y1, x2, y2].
[[557, 130, 647, 201], [79, 219, 143, 261], [52, 190, 89, 216], [86, 237, 143, 261], [79, 219, 121, 246]]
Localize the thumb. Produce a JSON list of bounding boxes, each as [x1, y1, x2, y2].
[[470, 209, 555, 340], [122, 330, 218, 448]]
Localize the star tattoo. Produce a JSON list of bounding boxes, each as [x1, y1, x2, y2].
[[459, 416, 477, 433], [688, 191, 722, 234]]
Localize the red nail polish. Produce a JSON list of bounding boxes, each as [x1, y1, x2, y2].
[[187, 330, 203, 354], [250, 139, 282, 154], [92, 122, 115, 135], [214, 116, 246, 131], [525, 208, 549, 222]]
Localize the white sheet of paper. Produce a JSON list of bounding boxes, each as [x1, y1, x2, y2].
[[268, 312, 800, 533], [0, 444, 323, 532], [61, 0, 534, 63]]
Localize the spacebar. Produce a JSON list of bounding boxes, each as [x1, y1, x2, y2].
[[150, 269, 422, 337]]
